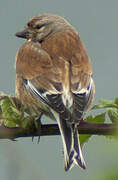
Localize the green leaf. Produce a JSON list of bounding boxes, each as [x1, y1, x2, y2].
[[4, 120, 18, 128], [105, 108, 118, 140], [79, 134, 91, 147], [107, 108, 118, 123], [0, 97, 22, 126], [114, 97, 118, 106], [88, 112, 106, 124], [80, 113, 106, 146], [92, 98, 118, 110], [100, 98, 114, 104], [0, 97, 40, 130]]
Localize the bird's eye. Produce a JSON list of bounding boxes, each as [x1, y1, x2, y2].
[[35, 24, 44, 29]]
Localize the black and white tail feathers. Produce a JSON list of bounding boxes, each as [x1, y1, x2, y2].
[[55, 113, 86, 171], [23, 78, 94, 171]]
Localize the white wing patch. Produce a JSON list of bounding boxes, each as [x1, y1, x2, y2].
[[73, 78, 93, 95]]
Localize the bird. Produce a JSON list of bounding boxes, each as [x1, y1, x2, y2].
[[15, 13, 95, 171]]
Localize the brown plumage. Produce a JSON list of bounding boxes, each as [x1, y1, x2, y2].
[[15, 13, 95, 171]]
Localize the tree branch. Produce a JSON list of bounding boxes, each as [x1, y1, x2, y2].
[[0, 122, 117, 140], [0, 93, 118, 140]]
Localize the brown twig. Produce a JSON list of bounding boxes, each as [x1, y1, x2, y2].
[[0, 122, 117, 140]]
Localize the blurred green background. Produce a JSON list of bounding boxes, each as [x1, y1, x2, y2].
[[0, 0, 118, 179]]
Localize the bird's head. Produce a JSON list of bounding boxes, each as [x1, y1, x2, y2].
[[15, 13, 72, 43]]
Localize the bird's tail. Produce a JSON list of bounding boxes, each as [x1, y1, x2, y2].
[[56, 115, 86, 171]]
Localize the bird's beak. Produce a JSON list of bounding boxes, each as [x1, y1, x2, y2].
[[15, 28, 31, 39]]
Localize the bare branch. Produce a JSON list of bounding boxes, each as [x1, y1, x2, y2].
[[0, 122, 117, 140]]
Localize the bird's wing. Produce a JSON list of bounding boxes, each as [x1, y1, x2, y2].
[[70, 52, 95, 120], [16, 41, 71, 119]]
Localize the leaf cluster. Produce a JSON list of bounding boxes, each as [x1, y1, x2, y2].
[[80, 97, 118, 146]]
